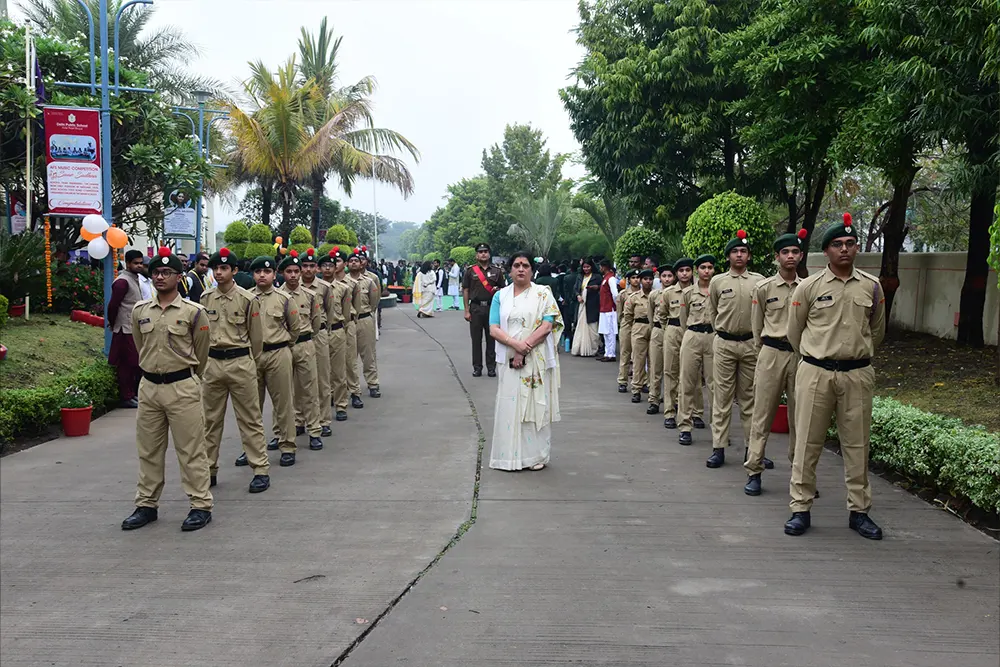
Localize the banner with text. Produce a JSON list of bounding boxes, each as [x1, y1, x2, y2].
[[162, 189, 196, 239], [43, 107, 102, 216]]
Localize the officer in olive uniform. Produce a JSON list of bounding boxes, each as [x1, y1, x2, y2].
[[785, 216, 886, 540], [743, 231, 807, 496], [200, 248, 270, 494], [301, 247, 335, 437], [122, 247, 213, 532], [624, 269, 655, 403], [351, 250, 382, 398], [320, 248, 353, 421], [659, 258, 695, 429], [616, 269, 640, 392], [251, 255, 300, 467], [462, 243, 506, 377], [645, 267, 668, 414], [278, 251, 324, 451], [705, 231, 764, 469], [677, 255, 716, 445]]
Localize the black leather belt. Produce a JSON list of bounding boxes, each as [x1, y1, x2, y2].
[[263, 341, 289, 352], [804, 356, 871, 372], [297, 333, 313, 343], [653, 322, 662, 329], [358, 312, 372, 319], [209, 347, 250, 360], [329, 322, 344, 331], [318, 323, 327, 330], [717, 330, 753, 342], [687, 323, 713, 333], [142, 368, 192, 384], [667, 318, 681, 326], [761, 336, 794, 352], [634, 317, 649, 324], [471, 298, 490, 306]]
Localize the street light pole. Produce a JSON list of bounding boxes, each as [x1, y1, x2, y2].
[[192, 90, 210, 254], [99, 0, 114, 355]]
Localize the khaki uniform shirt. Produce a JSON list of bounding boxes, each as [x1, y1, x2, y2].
[[679, 284, 712, 328], [349, 272, 378, 317], [788, 266, 886, 360], [131, 293, 210, 375], [462, 263, 506, 305], [616, 286, 637, 321], [750, 274, 801, 346], [200, 283, 263, 358], [279, 283, 322, 337], [303, 277, 334, 327], [708, 270, 764, 335], [623, 290, 653, 328], [658, 284, 687, 325], [329, 277, 353, 326], [648, 288, 662, 324], [253, 286, 299, 345]]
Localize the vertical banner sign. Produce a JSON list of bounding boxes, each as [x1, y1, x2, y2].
[[162, 188, 197, 239], [43, 107, 102, 216], [9, 194, 28, 233]]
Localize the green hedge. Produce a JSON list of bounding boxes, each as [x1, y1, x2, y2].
[[683, 191, 775, 275], [0, 360, 119, 443], [828, 396, 1000, 514]]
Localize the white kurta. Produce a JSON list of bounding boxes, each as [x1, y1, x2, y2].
[[447, 265, 461, 297], [416, 271, 436, 315], [598, 276, 619, 335]]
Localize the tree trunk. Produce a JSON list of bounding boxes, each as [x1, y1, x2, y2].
[[797, 166, 830, 277], [723, 133, 736, 191], [281, 191, 292, 241], [782, 173, 799, 234], [878, 166, 918, 323], [261, 181, 273, 228], [310, 171, 325, 243], [956, 185, 996, 347]]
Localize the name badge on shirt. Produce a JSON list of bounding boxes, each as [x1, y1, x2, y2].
[[206, 309, 217, 315], [138, 317, 150, 325], [766, 297, 779, 304], [817, 295, 833, 302], [721, 288, 733, 295]]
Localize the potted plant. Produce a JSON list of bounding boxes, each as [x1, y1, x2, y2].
[[60, 385, 93, 437], [771, 392, 790, 434]]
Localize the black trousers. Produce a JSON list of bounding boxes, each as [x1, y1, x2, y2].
[[469, 303, 496, 371]]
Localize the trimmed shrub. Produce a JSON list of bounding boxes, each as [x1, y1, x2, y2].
[[408, 253, 422, 264], [325, 224, 358, 247], [683, 191, 775, 275], [423, 251, 441, 263], [247, 223, 273, 243], [0, 294, 8, 331], [223, 220, 251, 259], [51, 261, 103, 314], [289, 225, 313, 254], [450, 246, 476, 267], [613, 227, 668, 272]]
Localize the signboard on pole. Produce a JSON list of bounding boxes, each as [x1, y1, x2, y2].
[[162, 189, 196, 239], [43, 107, 102, 216], [9, 194, 28, 234]]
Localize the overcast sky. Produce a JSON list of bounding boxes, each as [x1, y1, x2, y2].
[[17, 0, 588, 226]]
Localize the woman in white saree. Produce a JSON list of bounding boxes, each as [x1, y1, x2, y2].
[[415, 261, 437, 318], [488, 252, 565, 471]]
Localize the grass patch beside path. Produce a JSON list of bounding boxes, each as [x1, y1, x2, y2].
[[874, 330, 999, 433], [0, 314, 106, 391]]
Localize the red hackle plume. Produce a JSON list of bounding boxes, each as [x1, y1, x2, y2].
[[361, 245, 367, 252], [333, 246, 340, 254], [736, 229, 747, 240], [797, 228, 808, 240], [843, 212, 853, 226], [157, 246, 171, 257], [290, 249, 298, 258], [307, 247, 315, 255], [220, 247, 230, 257]]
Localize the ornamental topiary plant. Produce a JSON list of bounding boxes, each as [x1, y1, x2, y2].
[[613, 227, 669, 272], [450, 246, 476, 267], [683, 191, 776, 275], [324, 224, 358, 247], [223, 220, 250, 260], [289, 225, 313, 254]]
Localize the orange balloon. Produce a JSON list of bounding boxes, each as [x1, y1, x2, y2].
[[274, 236, 283, 245], [105, 226, 128, 249], [80, 227, 100, 241], [279, 246, 288, 255]]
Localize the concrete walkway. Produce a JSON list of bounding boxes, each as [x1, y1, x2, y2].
[[1, 308, 997, 667]]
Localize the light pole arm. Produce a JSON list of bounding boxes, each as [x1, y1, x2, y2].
[[171, 110, 197, 140], [113, 0, 152, 95], [72, 0, 96, 94]]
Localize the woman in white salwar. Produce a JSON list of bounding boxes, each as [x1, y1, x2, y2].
[[570, 258, 601, 356], [489, 252, 564, 472], [415, 261, 437, 318]]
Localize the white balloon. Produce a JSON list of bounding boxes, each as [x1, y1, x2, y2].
[[87, 236, 110, 259], [82, 214, 109, 234]]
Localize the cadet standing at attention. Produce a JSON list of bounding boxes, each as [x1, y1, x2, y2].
[[625, 269, 655, 403], [251, 255, 299, 467], [352, 249, 382, 399], [645, 265, 672, 415], [343, 255, 363, 410], [705, 230, 763, 469], [200, 247, 270, 494], [616, 269, 640, 393], [743, 230, 808, 496], [122, 246, 213, 532], [320, 247, 353, 422], [677, 255, 715, 445], [300, 247, 334, 437], [785, 214, 886, 540], [660, 258, 694, 429]]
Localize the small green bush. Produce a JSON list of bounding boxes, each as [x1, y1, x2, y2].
[[51, 261, 103, 314], [289, 225, 312, 245], [613, 227, 668, 272], [224, 220, 250, 243], [450, 246, 476, 267], [423, 251, 440, 263], [324, 224, 358, 247], [0, 294, 8, 330], [407, 253, 422, 264], [244, 243, 277, 262], [247, 223, 273, 243], [683, 191, 775, 275]]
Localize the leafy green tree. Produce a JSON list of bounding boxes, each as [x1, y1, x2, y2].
[[420, 176, 490, 257], [507, 192, 568, 260], [682, 191, 775, 274], [572, 185, 637, 251]]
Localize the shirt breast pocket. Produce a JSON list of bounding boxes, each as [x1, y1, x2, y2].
[[167, 321, 192, 355], [854, 294, 873, 330], [765, 298, 786, 312], [719, 289, 736, 300], [230, 312, 247, 327], [139, 319, 155, 334]]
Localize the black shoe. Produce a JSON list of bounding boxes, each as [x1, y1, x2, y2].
[[706, 448, 725, 468], [664, 417, 677, 429], [369, 386, 381, 398], [249, 475, 270, 494], [121, 397, 139, 409], [235, 452, 249, 466], [631, 393, 641, 403], [762, 456, 774, 470], [487, 368, 497, 378], [321, 425, 332, 437], [679, 432, 692, 446], [784, 511, 811, 536], [267, 438, 279, 451], [331, 398, 336, 407], [744, 474, 762, 496], [848, 512, 883, 540], [646, 403, 659, 415], [279, 452, 296, 467], [181, 509, 212, 532], [296, 425, 306, 436], [336, 411, 348, 422], [121, 506, 157, 531], [472, 368, 483, 377], [814, 489, 820, 499], [618, 384, 628, 393], [309, 437, 323, 451], [693, 416, 706, 429], [210, 475, 217, 488], [351, 395, 364, 409], [641, 385, 649, 393]]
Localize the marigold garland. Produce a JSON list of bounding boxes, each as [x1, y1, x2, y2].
[[113, 247, 119, 279], [43, 215, 53, 309]]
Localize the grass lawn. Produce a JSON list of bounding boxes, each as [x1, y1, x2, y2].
[[0, 314, 106, 391], [874, 330, 1000, 433]]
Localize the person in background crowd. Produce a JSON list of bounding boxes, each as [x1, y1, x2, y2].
[[416, 261, 437, 317], [558, 262, 577, 344], [447, 258, 462, 309], [183, 252, 211, 303], [645, 257, 662, 290], [107, 249, 147, 408], [137, 256, 153, 300], [233, 259, 256, 289], [433, 259, 444, 311], [619, 254, 643, 290], [677, 255, 716, 445], [597, 259, 619, 362], [571, 257, 601, 357]]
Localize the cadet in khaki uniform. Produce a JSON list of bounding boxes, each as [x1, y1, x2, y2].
[[785, 216, 886, 540], [251, 255, 300, 467], [705, 231, 764, 469], [616, 269, 640, 392], [278, 251, 325, 452], [350, 250, 382, 399], [743, 231, 808, 496], [320, 248, 353, 422], [200, 248, 270, 494], [660, 258, 695, 429], [645, 267, 668, 414], [343, 262, 363, 410], [301, 247, 334, 437], [677, 255, 716, 446], [624, 269, 655, 403], [121, 247, 213, 533]]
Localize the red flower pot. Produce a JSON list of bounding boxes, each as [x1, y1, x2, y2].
[[61, 406, 93, 437], [771, 404, 789, 434], [9, 304, 25, 317]]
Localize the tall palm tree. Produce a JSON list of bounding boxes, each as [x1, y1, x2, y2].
[[572, 184, 638, 250], [508, 192, 567, 259]]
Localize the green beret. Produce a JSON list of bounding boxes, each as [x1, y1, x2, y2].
[[301, 247, 320, 264], [673, 257, 694, 272], [695, 254, 716, 268], [639, 268, 655, 278], [774, 230, 808, 252], [249, 255, 277, 272], [822, 214, 859, 249], [625, 268, 641, 278], [724, 230, 751, 256], [208, 247, 238, 268], [278, 253, 302, 272], [151, 247, 183, 273]]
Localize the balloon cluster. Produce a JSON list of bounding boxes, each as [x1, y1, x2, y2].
[[273, 236, 288, 255], [80, 214, 128, 259]]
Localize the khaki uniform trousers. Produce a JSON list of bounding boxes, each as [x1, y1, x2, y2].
[[357, 315, 379, 388], [648, 325, 664, 405], [710, 337, 757, 449], [314, 328, 332, 427], [630, 324, 651, 394], [346, 320, 360, 396], [663, 325, 684, 418], [329, 326, 348, 412], [203, 355, 270, 476], [678, 331, 713, 432], [744, 346, 797, 476], [257, 346, 296, 454], [284, 339, 321, 437], [616, 323, 633, 385], [135, 375, 213, 510], [790, 362, 875, 513]]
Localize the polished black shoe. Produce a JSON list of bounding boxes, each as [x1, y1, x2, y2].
[[744, 474, 762, 496], [279, 452, 296, 467], [121, 506, 157, 531], [321, 425, 332, 437], [296, 425, 306, 436], [762, 456, 774, 470], [487, 368, 497, 378], [181, 509, 212, 532], [210, 475, 217, 488], [369, 386, 381, 398], [235, 452, 249, 466], [335, 411, 348, 422], [706, 448, 725, 468], [679, 431, 693, 446], [641, 385, 649, 393], [121, 397, 139, 409], [784, 511, 811, 536], [309, 437, 323, 451], [631, 393, 641, 403], [692, 416, 706, 429], [849, 511, 883, 540], [267, 437, 279, 451], [664, 417, 677, 429], [249, 475, 270, 494], [351, 394, 364, 409], [618, 384, 628, 393], [472, 368, 483, 377], [646, 403, 659, 415], [814, 489, 821, 499]]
